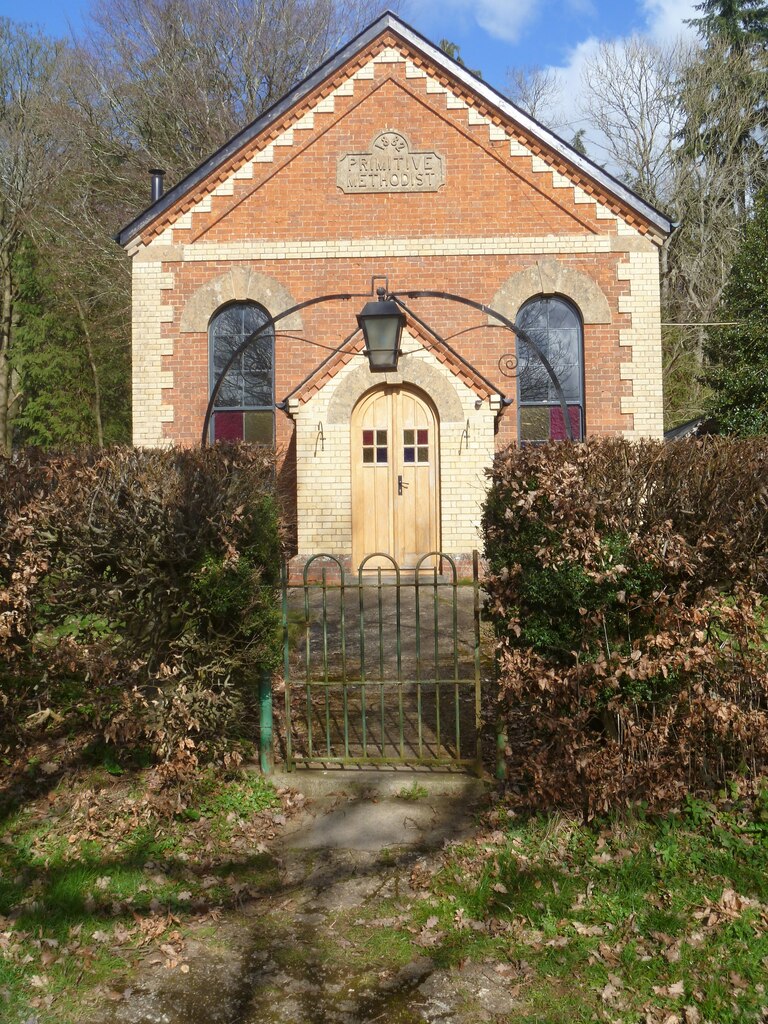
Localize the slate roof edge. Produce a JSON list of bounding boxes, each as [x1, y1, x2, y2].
[[116, 9, 674, 248]]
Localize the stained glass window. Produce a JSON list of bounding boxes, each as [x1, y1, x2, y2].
[[363, 429, 387, 465], [516, 297, 584, 443], [403, 428, 428, 464], [209, 302, 274, 443]]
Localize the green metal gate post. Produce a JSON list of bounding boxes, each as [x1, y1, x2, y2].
[[259, 670, 274, 774], [494, 648, 508, 785], [473, 549, 483, 778]]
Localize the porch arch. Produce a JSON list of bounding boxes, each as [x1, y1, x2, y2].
[[326, 349, 465, 425]]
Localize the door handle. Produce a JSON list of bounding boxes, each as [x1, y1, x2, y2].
[[398, 475, 408, 495]]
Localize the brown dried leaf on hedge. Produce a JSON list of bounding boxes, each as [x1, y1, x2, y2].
[[0, 446, 282, 774], [483, 437, 768, 814]]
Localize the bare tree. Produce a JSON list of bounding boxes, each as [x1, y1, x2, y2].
[[506, 64, 565, 126], [571, 33, 766, 426], [0, 19, 71, 452], [578, 36, 687, 208], [77, 0, 396, 184], [667, 37, 768, 363]]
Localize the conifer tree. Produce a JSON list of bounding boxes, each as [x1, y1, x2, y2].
[[704, 190, 768, 434], [689, 0, 768, 48]]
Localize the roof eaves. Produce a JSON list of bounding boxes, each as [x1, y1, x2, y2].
[[116, 9, 673, 248], [116, 11, 406, 247]]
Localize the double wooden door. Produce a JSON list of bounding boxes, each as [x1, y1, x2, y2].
[[351, 386, 440, 568]]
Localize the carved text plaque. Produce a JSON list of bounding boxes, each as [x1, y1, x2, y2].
[[337, 130, 445, 194]]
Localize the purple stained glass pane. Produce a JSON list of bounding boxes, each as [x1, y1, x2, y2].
[[550, 405, 582, 441], [363, 430, 374, 445], [376, 447, 387, 464], [213, 411, 244, 441], [417, 429, 428, 444], [404, 447, 415, 463]]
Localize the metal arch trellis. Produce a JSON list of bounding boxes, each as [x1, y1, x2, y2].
[[391, 289, 573, 440], [201, 291, 368, 447], [201, 281, 575, 445]]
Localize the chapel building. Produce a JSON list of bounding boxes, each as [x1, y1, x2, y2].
[[118, 10, 672, 572]]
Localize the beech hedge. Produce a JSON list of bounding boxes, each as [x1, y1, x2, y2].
[[483, 437, 768, 816], [0, 446, 281, 770]]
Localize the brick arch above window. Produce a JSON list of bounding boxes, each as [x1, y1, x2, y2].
[[180, 267, 302, 333], [490, 259, 612, 326]]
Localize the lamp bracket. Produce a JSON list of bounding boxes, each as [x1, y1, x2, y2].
[[369, 275, 389, 298]]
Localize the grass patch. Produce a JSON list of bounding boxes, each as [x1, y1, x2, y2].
[[396, 781, 429, 802], [0, 768, 286, 1023], [412, 793, 768, 1023]]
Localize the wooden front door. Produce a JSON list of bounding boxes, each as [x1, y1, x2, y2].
[[351, 385, 440, 568]]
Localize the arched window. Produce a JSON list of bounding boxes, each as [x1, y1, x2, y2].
[[209, 302, 274, 443], [516, 296, 584, 443]]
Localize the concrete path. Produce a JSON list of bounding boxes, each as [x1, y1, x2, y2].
[[94, 769, 523, 1024]]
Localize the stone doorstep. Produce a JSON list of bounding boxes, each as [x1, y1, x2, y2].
[[267, 766, 490, 803]]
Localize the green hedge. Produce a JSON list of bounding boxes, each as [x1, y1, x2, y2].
[[0, 446, 282, 769], [483, 437, 768, 815]]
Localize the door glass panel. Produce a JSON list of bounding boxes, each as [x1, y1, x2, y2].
[[407, 428, 429, 464], [363, 428, 388, 465]]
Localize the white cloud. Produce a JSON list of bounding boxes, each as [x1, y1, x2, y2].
[[405, 0, 542, 44], [640, 0, 699, 43], [566, 0, 597, 15], [532, 0, 699, 151], [474, 0, 540, 43]]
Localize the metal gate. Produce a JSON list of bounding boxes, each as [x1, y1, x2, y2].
[[282, 552, 483, 773]]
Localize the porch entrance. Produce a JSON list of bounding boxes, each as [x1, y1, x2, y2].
[[351, 385, 440, 569], [281, 552, 483, 773]]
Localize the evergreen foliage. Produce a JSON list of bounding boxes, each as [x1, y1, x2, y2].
[[12, 243, 100, 446], [705, 190, 768, 434], [689, 0, 768, 47]]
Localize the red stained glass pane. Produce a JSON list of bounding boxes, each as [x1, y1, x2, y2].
[[213, 411, 244, 441], [363, 430, 374, 445], [550, 406, 582, 441], [417, 429, 428, 444]]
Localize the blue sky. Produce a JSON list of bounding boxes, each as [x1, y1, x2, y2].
[[2, 0, 698, 98]]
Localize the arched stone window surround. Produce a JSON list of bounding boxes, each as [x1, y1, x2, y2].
[[516, 294, 585, 443], [180, 267, 302, 333], [208, 300, 275, 443], [490, 258, 611, 326]]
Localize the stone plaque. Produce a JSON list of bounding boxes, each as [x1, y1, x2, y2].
[[337, 130, 445, 194]]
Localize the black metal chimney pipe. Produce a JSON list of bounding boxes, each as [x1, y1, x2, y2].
[[149, 169, 165, 203]]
